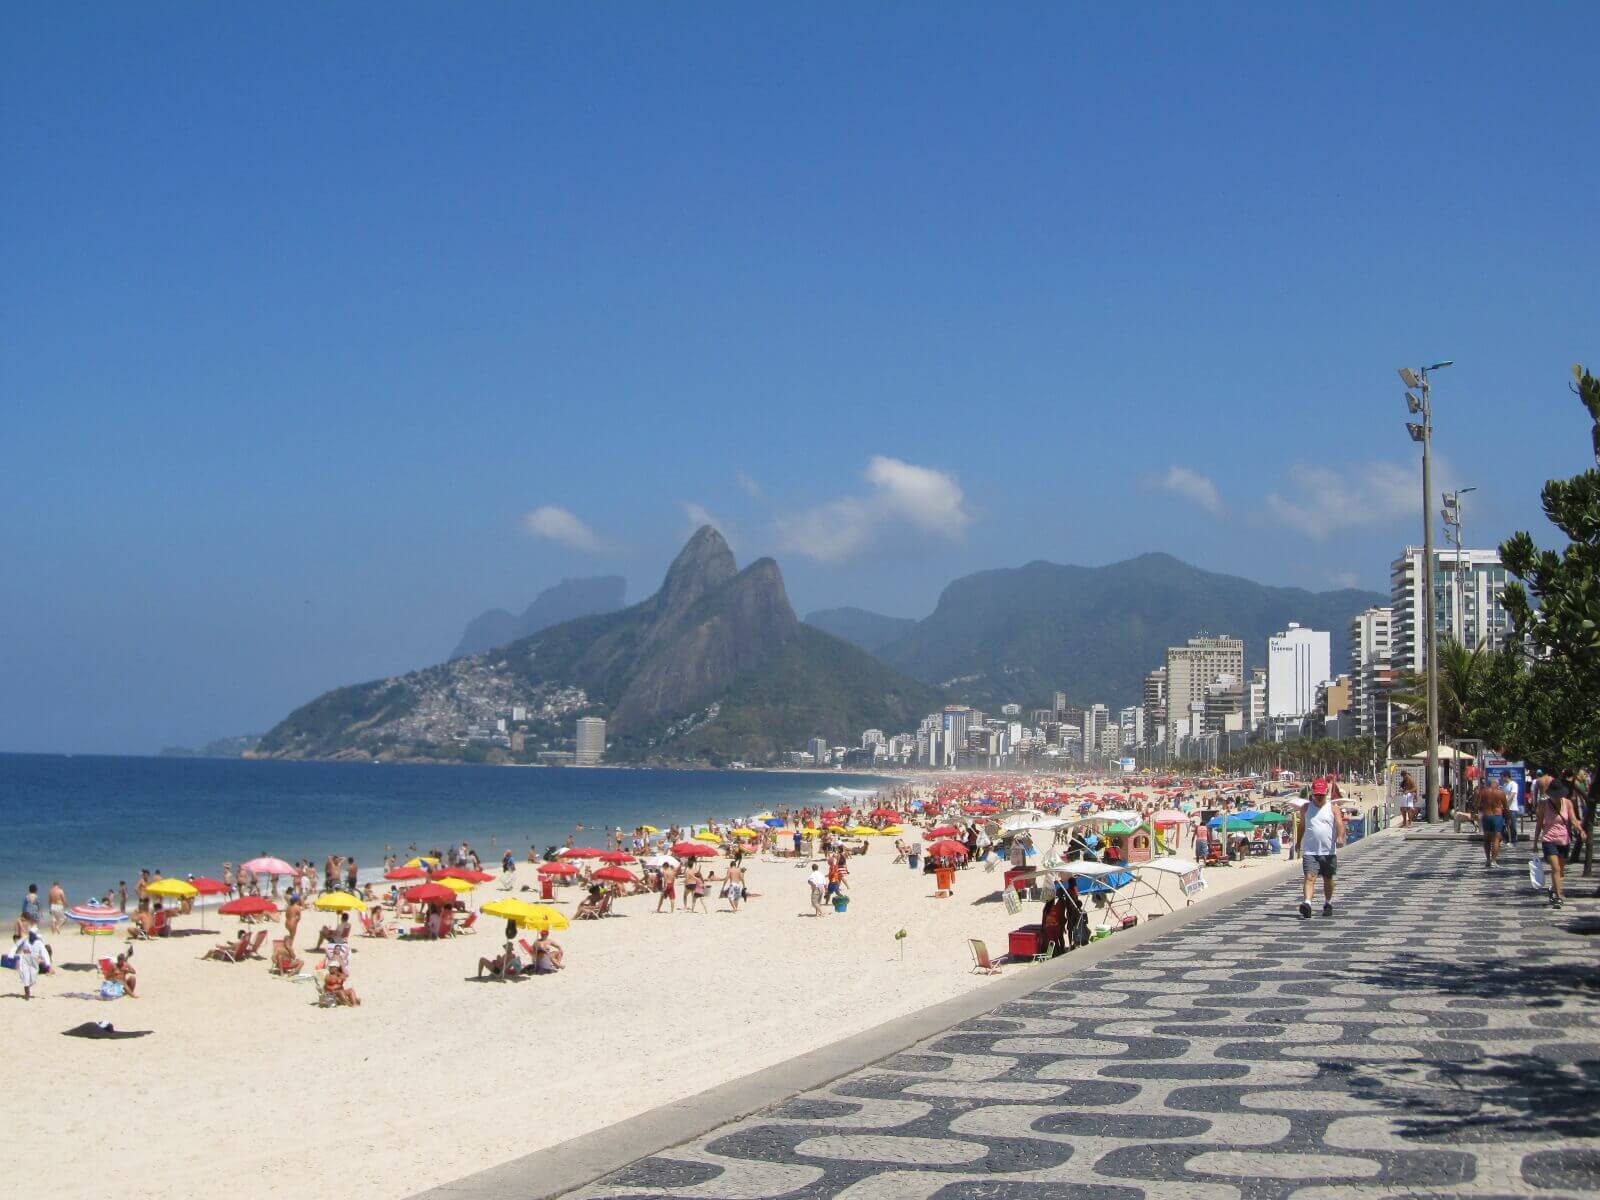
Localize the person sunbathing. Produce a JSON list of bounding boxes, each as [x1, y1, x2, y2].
[[203, 932, 252, 961], [112, 952, 139, 997], [477, 942, 522, 980], [312, 915, 351, 950], [365, 908, 388, 937], [270, 941, 304, 976], [532, 929, 564, 972], [323, 964, 360, 1006]]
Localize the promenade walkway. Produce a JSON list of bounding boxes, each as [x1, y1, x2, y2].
[[555, 834, 1600, 1199]]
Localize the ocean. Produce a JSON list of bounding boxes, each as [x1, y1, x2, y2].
[[0, 753, 894, 908]]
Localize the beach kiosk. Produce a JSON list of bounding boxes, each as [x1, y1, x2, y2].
[[1101, 821, 1155, 864]]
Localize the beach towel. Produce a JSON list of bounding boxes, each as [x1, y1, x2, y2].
[[63, 1021, 151, 1040]]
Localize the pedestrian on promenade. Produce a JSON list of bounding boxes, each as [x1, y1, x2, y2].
[[1534, 781, 1580, 909], [1501, 771, 1522, 845], [1475, 775, 1508, 868], [1398, 771, 1419, 828], [1296, 778, 1346, 919]]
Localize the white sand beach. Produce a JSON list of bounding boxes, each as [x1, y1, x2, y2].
[[0, 807, 1328, 1200]]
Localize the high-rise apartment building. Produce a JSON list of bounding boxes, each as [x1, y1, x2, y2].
[[1266, 623, 1332, 719], [574, 716, 606, 765], [1081, 704, 1109, 762], [807, 736, 830, 766], [1390, 547, 1512, 673], [1118, 705, 1145, 749], [1349, 606, 1394, 741], [1143, 668, 1168, 728], [1164, 635, 1244, 745]]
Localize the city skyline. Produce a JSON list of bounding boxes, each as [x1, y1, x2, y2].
[[4, 7, 1597, 753]]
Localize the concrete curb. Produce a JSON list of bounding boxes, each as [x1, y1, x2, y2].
[[413, 832, 1390, 1200]]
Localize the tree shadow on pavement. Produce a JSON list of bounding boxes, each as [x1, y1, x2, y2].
[[1331, 949, 1600, 1142]]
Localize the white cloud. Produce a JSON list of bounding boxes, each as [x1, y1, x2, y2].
[[1156, 466, 1224, 514], [522, 505, 605, 553], [735, 471, 762, 499], [682, 502, 736, 549], [777, 455, 972, 563], [1329, 571, 1361, 588], [1265, 460, 1422, 540]]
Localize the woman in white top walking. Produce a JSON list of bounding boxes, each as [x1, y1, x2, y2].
[[1296, 778, 1347, 918]]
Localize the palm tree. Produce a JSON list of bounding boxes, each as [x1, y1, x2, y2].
[[1387, 636, 1494, 755]]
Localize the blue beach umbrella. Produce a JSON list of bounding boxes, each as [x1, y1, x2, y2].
[[764, 818, 786, 827]]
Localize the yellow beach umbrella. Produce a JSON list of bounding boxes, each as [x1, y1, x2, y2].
[[314, 892, 368, 912], [730, 827, 758, 838], [404, 856, 440, 868], [436, 877, 476, 894], [694, 831, 723, 844], [802, 826, 822, 835], [146, 878, 198, 899], [482, 898, 541, 922], [881, 826, 904, 835], [640, 825, 659, 834], [516, 904, 570, 932], [751, 812, 775, 820], [827, 824, 847, 834], [848, 825, 878, 836]]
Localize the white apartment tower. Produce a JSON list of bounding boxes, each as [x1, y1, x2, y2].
[[1390, 547, 1511, 673], [574, 716, 606, 765], [1266, 623, 1332, 719], [1349, 606, 1394, 741]]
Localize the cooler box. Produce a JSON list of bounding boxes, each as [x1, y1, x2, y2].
[[1004, 868, 1032, 894], [540, 878, 555, 901], [1008, 925, 1043, 960], [935, 868, 955, 894], [907, 853, 920, 870], [833, 895, 850, 913]]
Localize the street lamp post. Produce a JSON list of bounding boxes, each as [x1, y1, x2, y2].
[[1401, 361, 1453, 823]]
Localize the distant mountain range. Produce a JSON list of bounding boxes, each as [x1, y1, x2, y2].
[[258, 529, 941, 765], [451, 575, 626, 659], [804, 606, 917, 652], [856, 552, 1384, 709]]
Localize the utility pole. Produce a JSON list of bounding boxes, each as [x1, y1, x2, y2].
[[1402, 361, 1452, 823]]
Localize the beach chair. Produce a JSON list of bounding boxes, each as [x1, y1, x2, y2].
[[311, 972, 339, 1008], [454, 913, 477, 936], [968, 938, 1002, 976], [98, 958, 115, 981]]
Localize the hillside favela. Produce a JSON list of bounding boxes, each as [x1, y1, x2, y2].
[[4, 9, 1597, 1200]]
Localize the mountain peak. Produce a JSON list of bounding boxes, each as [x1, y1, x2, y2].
[[658, 526, 737, 608]]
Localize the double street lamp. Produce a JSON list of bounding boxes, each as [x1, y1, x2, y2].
[[1399, 360, 1452, 823]]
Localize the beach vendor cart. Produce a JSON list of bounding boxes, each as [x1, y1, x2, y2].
[[1127, 856, 1206, 916]]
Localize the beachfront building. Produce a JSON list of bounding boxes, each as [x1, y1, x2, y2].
[[1164, 634, 1244, 749], [1349, 605, 1395, 743], [1266, 622, 1331, 720], [1119, 705, 1145, 750], [808, 737, 830, 766], [1390, 546, 1512, 672], [574, 716, 606, 765]]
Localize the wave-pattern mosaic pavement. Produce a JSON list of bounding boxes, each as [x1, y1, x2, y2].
[[567, 836, 1600, 1199]]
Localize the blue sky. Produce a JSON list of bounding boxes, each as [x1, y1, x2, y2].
[[3, 4, 1596, 754]]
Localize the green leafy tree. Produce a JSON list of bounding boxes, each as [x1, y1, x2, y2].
[[1500, 364, 1600, 875]]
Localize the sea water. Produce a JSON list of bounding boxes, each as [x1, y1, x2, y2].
[[0, 753, 895, 908]]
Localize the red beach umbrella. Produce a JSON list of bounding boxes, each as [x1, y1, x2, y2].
[[926, 840, 970, 858], [672, 842, 717, 858], [190, 877, 231, 896], [598, 851, 637, 864], [871, 808, 900, 819], [559, 847, 606, 859], [926, 826, 959, 838], [219, 896, 279, 916], [386, 867, 428, 880], [592, 866, 640, 885], [537, 861, 581, 877], [432, 868, 493, 883], [403, 883, 459, 905]]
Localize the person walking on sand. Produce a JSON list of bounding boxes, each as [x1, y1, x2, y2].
[[724, 862, 747, 912], [656, 863, 677, 913], [807, 863, 828, 917], [1475, 775, 1509, 868], [1296, 778, 1346, 918], [47, 882, 66, 934], [1534, 781, 1581, 909], [10, 923, 50, 1000]]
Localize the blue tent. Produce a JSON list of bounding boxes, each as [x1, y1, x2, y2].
[[1076, 869, 1134, 895]]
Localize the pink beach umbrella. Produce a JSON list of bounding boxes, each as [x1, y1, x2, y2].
[[241, 856, 296, 877]]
